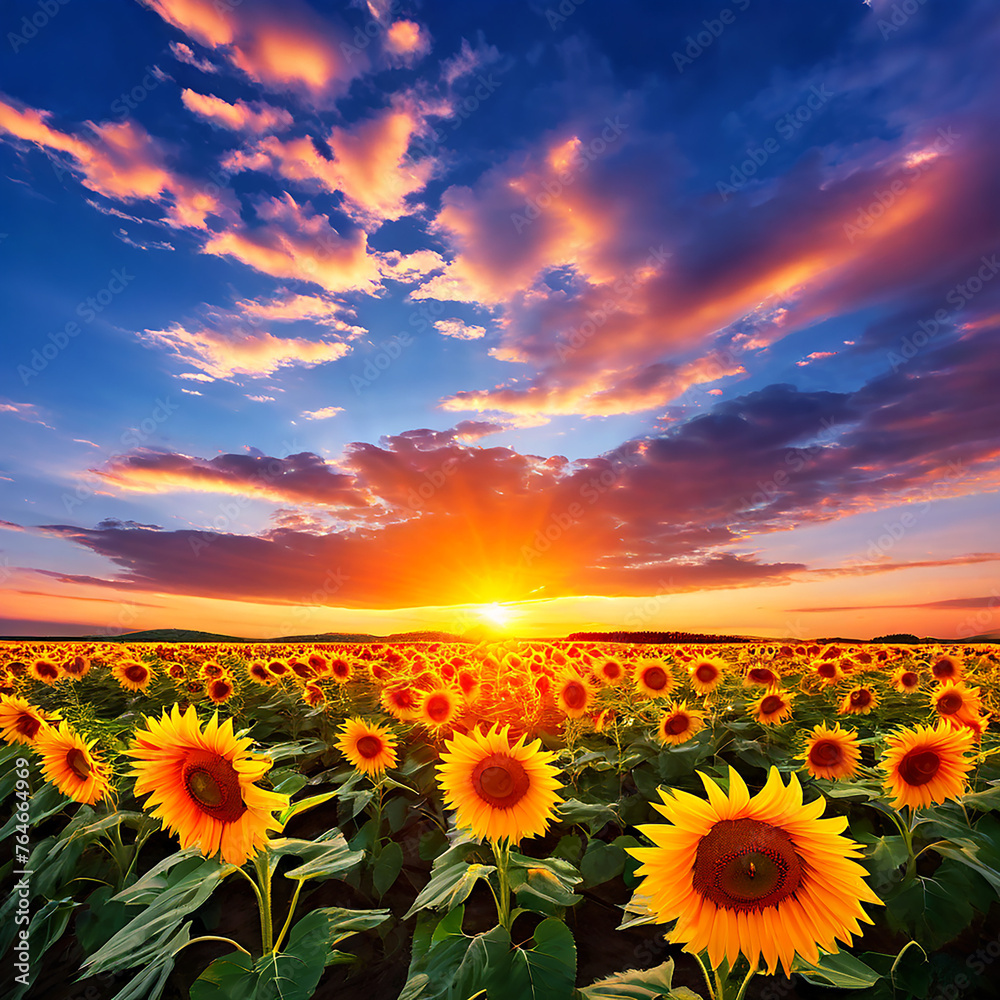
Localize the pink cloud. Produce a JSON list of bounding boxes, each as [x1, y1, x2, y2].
[[434, 318, 486, 340], [180, 89, 293, 133], [142, 0, 364, 98]]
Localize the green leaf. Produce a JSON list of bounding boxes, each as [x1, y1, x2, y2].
[[578, 958, 677, 999], [580, 840, 625, 888], [404, 861, 496, 920], [271, 829, 364, 881], [558, 798, 620, 833], [277, 789, 337, 826], [374, 840, 405, 896], [287, 905, 391, 963], [961, 782, 1000, 812], [449, 925, 510, 1000], [106, 923, 190, 1000], [791, 950, 881, 989], [488, 918, 576, 1000], [86, 857, 230, 974]]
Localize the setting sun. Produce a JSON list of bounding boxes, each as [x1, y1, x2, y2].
[[477, 602, 512, 629]]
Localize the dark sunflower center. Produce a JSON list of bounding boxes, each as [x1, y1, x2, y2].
[[693, 818, 804, 912], [695, 663, 717, 683], [66, 657, 86, 674], [210, 680, 231, 698], [471, 753, 530, 808], [563, 681, 586, 709], [643, 667, 668, 690], [603, 661, 621, 679], [124, 664, 147, 683], [182, 750, 247, 823], [850, 689, 871, 707], [933, 659, 956, 678], [16, 714, 42, 738], [818, 663, 836, 677], [749, 669, 773, 684], [901, 672, 918, 687], [394, 689, 416, 709], [937, 692, 962, 715], [809, 740, 843, 768], [36, 662, 58, 678], [898, 748, 940, 786], [663, 713, 690, 735], [760, 695, 783, 715], [66, 748, 91, 781], [356, 735, 383, 759], [426, 695, 451, 722]]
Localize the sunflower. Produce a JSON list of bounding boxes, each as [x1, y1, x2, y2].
[[207, 677, 235, 704], [437, 723, 562, 843], [302, 683, 325, 708], [555, 673, 593, 718], [247, 661, 273, 685], [751, 688, 794, 726], [266, 659, 289, 679], [168, 662, 187, 681], [62, 655, 91, 680], [336, 717, 398, 777], [892, 666, 920, 694], [656, 701, 705, 746], [418, 687, 460, 730], [881, 723, 976, 809], [126, 705, 288, 866], [931, 681, 982, 724], [931, 652, 962, 682], [457, 669, 480, 701], [744, 666, 780, 688], [688, 657, 725, 695], [628, 767, 880, 976], [34, 723, 112, 804], [0, 695, 55, 745], [113, 660, 154, 692], [839, 686, 878, 715], [307, 653, 328, 676], [800, 724, 861, 780], [201, 661, 226, 680], [29, 659, 61, 684], [812, 660, 843, 686], [634, 659, 674, 698], [381, 683, 421, 721], [593, 657, 624, 685], [329, 657, 353, 683]]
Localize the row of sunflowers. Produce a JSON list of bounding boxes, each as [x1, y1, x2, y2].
[[2, 638, 999, 1000]]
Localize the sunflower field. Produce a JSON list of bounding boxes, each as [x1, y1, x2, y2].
[[2, 639, 1000, 1000]]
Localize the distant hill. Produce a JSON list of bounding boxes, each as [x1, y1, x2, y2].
[[567, 630, 758, 644]]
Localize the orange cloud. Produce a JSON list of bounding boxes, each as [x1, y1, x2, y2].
[[0, 96, 235, 230], [202, 192, 382, 293], [385, 20, 431, 63], [143, 0, 363, 97], [224, 102, 438, 226], [139, 323, 352, 380], [180, 89, 292, 133]]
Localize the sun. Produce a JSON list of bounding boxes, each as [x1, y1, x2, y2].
[[477, 602, 511, 628]]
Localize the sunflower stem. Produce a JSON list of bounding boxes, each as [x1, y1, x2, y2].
[[176, 935, 251, 957], [732, 962, 758, 1000], [252, 852, 274, 954], [272, 878, 306, 953], [692, 952, 717, 1000], [492, 838, 513, 931]]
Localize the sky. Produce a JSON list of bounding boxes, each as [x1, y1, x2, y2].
[[0, 0, 998, 640]]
